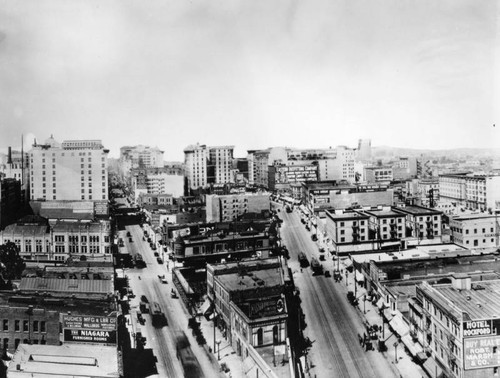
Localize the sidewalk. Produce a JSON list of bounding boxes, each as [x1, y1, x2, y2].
[[338, 259, 427, 378], [198, 314, 246, 378]]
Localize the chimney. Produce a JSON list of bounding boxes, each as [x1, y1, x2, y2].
[[452, 273, 471, 290], [7, 147, 12, 165]]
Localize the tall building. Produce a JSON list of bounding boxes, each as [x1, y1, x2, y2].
[[184, 144, 235, 193], [119, 145, 164, 169], [357, 139, 372, 161], [184, 144, 208, 192], [29, 137, 109, 202], [208, 146, 234, 185], [316, 146, 356, 183]]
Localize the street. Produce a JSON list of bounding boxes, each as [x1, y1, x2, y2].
[[280, 207, 400, 378], [120, 220, 223, 378]]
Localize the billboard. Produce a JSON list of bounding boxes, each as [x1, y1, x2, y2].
[[464, 336, 500, 370], [62, 315, 117, 345]]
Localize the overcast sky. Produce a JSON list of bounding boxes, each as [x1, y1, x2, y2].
[[0, 0, 498, 160]]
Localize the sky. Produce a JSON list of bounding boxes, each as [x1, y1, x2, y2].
[[0, 0, 499, 160]]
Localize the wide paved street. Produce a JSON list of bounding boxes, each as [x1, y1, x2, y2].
[[280, 207, 400, 378], [119, 220, 223, 378]]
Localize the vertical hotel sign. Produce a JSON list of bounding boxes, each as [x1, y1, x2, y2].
[[63, 315, 117, 345]]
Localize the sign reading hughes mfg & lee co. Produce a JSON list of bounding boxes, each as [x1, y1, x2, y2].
[[63, 315, 117, 345]]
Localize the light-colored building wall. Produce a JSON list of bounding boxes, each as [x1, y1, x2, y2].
[[206, 193, 270, 223], [30, 138, 108, 202], [184, 144, 208, 191], [449, 214, 500, 251]]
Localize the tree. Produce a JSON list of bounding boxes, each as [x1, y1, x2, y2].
[[0, 242, 26, 281]]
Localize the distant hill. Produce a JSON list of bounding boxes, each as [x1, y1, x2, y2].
[[372, 146, 500, 158]]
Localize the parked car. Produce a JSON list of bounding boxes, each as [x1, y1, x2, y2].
[[311, 234, 318, 241], [156, 257, 163, 264], [154, 252, 159, 257]]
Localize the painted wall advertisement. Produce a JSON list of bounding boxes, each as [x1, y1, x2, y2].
[[62, 315, 117, 345], [464, 336, 500, 370]]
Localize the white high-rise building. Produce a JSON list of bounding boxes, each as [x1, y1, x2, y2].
[[120, 145, 164, 168], [184, 144, 235, 192], [184, 144, 208, 191], [209, 146, 234, 185], [29, 136, 109, 202], [316, 146, 356, 182]]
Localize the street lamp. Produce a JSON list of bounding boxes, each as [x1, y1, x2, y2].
[[216, 340, 221, 360], [363, 295, 366, 314]]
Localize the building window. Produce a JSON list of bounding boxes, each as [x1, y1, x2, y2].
[[15, 320, 20, 332], [33, 321, 38, 332], [3, 320, 8, 331], [23, 320, 28, 332], [40, 321, 46, 333]]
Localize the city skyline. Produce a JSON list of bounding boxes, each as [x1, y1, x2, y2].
[[1, 0, 499, 161]]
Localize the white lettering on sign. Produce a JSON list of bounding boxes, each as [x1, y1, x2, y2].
[[464, 337, 500, 370]]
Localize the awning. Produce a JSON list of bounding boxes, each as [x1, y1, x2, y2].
[[401, 334, 423, 356], [344, 259, 353, 268], [383, 308, 394, 321], [355, 271, 365, 282], [198, 299, 212, 316], [376, 298, 387, 309], [423, 357, 444, 378], [389, 315, 409, 337]]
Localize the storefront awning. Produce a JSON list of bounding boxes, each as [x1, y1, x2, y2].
[[376, 298, 387, 310], [423, 357, 444, 378], [389, 315, 409, 337], [401, 334, 423, 356], [198, 299, 213, 316]]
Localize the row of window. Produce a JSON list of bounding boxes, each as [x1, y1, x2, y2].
[[450, 227, 495, 235], [2, 319, 46, 333]]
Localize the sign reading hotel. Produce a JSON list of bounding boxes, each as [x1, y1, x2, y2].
[[62, 315, 117, 345], [464, 336, 500, 370], [463, 320, 494, 338]]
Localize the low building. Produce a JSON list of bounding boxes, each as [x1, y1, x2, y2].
[[0, 216, 113, 264], [207, 258, 289, 378], [364, 166, 393, 183], [7, 343, 120, 377], [0, 293, 116, 354], [324, 210, 372, 254], [393, 205, 443, 242], [172, 226, 272, 266], [449, 213, 500, 252], [301, 181, 394, 215], [363, 207, 406, 244]]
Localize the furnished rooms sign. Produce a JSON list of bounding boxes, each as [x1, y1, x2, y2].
[[62, 315, 117, 345], [464, 336, 500, 370]]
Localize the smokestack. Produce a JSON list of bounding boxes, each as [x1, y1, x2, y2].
[[7, 147, 12, 164]]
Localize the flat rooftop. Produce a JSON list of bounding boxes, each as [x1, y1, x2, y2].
[[362, 208, 405, 218], [326, 211, 369, 220], [8, 343, 119, 377], [216, 268, 283, 292], [434, 280, 500, 320], [394, 205, 441, 215]]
